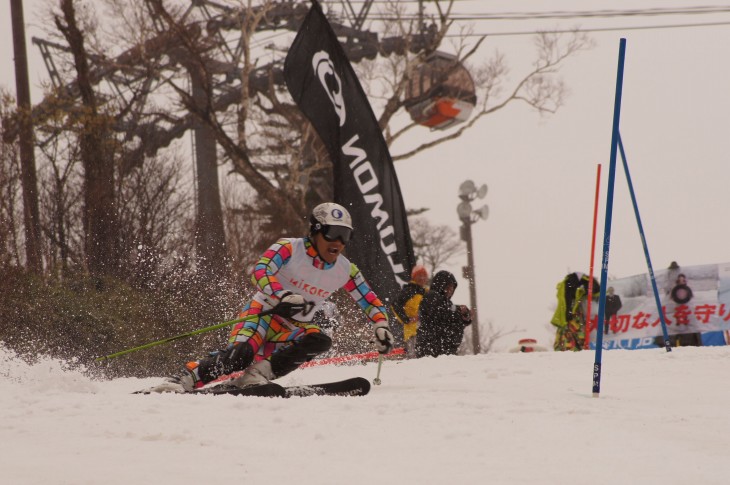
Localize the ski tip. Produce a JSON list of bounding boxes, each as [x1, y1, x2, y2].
[[352, 376, 371, 392], [284, 376, 371, 398]]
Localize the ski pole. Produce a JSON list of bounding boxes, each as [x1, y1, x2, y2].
[[373, 354, 383, 385], [96, 309, 276, 362]]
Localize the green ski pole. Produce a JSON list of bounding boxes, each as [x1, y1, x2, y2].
[[96, 310, 274, 362]]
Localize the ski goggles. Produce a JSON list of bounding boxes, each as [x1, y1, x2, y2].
[[321, 224, 353, 244]]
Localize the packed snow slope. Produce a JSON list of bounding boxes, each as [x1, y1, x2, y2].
[[2, 345, 729, 485]]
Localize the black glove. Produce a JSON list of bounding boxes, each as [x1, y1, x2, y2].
[[373, 321, 394, 354], [274, 291, 312, 318]]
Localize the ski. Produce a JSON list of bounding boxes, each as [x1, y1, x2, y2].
[[136, 376, 370, 398], [195, 382, 286, 398], [132, 379, 285, 396], [284, 377, 370, 397], [201, 377, 370, 398]]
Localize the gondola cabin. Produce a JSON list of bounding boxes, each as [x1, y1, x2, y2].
[[404, 52, 477, 130]]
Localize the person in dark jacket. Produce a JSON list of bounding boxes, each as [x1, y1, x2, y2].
[[416, 270, 472, 358], [604, 286, 622, 334]]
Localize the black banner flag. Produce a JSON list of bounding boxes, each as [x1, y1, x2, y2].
[[284, 0, 415, 304]]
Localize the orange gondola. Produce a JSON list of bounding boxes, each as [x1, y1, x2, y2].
[[404, 52, 477, 130]]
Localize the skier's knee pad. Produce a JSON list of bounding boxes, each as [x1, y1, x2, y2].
[[196, 342, 254, 383], [222, 342, 255, 373], [300, 332, 332, 353], [269, 333, 332, 378]]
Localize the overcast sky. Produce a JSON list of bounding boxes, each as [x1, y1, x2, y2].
[[3, 1, 730, 349]]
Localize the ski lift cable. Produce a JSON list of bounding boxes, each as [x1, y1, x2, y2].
[[344, 1, 728, 15], [358, 5, 730, 22], [319, 0, 730, 39], [445, 20, 730, 37], [321, 3, 730, 37]]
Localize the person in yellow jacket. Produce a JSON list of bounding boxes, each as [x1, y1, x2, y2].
[[391, 265, 429, 358], [551, 272, 599, 351]]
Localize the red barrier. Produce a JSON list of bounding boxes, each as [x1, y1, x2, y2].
[[301, 347, 405, 367], [207, 347, 405, 386]]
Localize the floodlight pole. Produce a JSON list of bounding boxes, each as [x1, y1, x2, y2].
[[461, 219, 481, 354], [11, 0, 43, 273], [457, 180, 488, 355]]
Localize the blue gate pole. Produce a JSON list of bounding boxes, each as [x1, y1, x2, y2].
[[617, 134, 672, 351], [593, 38, 627, 397]]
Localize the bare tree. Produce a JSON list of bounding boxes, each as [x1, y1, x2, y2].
[[461, 318, 521, 355], [36, 129, 84, 273], [54, 0, 120, 276], [409, 216, 464, 275], [116, 150, 195, 288], [220, 176, 271, 278], [141, 0, 312, 235], [0, 91, 24, 268], [28, 0, 194, 279]]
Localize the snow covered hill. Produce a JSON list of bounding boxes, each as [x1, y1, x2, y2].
[[2, 345, 729, 485]]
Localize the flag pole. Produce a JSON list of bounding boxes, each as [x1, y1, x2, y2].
[[584, 164, 602, 350], [617, 134, 672, 351], [593, 38, 627, 398]]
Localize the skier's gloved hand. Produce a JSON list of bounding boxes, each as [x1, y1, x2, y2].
[[373, 321, 393, 355], [274, 291, 311, 318], [458, 305, 472, 323]]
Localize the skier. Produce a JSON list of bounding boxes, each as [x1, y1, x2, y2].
[[150, 202, 393, 393], [415, 270, 472, 358], [390, 264, 429, 358]]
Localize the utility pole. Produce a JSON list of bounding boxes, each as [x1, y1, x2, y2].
[[457, 180, 489, 354], [11, 0, 43, 273], [189, 66, 228, 280], [461, 220, 479, 350]]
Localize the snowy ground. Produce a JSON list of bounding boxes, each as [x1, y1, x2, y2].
[[2, 345, 729, 485]]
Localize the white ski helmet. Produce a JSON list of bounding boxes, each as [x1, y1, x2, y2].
[[310, 202, 353, 243]]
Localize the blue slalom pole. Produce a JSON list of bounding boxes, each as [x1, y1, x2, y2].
[[617, 134, 672, 352], [593, 38, 627, 397]]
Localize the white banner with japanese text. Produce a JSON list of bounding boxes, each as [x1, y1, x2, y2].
[[587, 262, 730, 348]]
